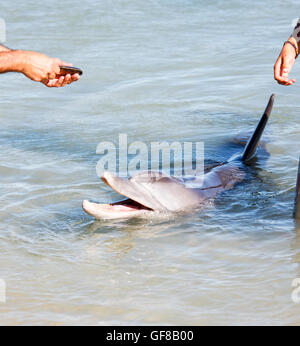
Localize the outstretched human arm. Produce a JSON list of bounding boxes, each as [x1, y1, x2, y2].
[[274, 19, 300, 85], [0, 45, 80, 87]]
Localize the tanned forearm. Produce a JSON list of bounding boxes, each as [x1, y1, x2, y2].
[[0, 50, 22, 74], [0, 44, 21, 74], [0, 45, 80, 87]]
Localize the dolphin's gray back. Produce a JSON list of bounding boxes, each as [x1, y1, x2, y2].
[[128, 165, 245, 211], [129, 171, 202, 211], [193, 163, 245, 200]]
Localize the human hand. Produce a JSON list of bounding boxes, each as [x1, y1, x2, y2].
[[16, 50, 80, 87], [44, 71, 80, 88], [274, 40, 298, 85]]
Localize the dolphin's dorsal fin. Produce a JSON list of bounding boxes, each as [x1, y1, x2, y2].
[[242, 94, 275, 162], [294, 158, 300, 220]]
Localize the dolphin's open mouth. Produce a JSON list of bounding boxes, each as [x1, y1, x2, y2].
[[82, 198, 153, 219], [101, 172, 155, 212], [108, 198, 153, 212], [82, 173, 155, 219]]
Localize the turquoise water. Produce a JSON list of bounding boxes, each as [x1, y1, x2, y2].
[[0, 0, 300, 325]]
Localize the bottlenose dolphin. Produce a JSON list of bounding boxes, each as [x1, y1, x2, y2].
[[83, 94, 275, 220]]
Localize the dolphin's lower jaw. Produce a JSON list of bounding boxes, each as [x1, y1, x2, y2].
[[82, 199, 154, 220]]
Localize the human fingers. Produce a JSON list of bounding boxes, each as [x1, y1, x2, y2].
[[71, 73, 80, 81], [274, 57, 295, 85], [281, 55, 295, 78], [62, 74, 72, 86], [274, 57, 290, 84], [44, 78, 58, 87], [274, 56, 282, 82], [44, 76, 63, 88]]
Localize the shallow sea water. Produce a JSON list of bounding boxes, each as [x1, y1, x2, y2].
[[0, 0, 300, 325]]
